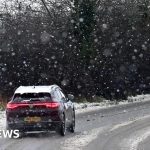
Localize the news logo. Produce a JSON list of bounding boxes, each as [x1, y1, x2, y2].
[[0, 130, 20, 139]]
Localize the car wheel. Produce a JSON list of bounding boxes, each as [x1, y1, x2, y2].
[[69, 111, 75, 133], [59, 114, 66, 136]]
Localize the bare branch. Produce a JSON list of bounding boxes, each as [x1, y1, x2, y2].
[[40, 0, 52, 18]]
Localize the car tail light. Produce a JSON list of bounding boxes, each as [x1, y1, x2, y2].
[[6, 102, 60, 110], [6, 103, 18, 109], [46, 102, 60, 109]]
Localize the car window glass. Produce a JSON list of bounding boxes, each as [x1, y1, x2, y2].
[[59, 91, 66, 101], [51, 89, 63, 102], [13, 93, 52, 102], [51, 91, 60, 102], [59, 90, 67, 102], [59, 90, 66, 98], [56, 90, 63, 101]]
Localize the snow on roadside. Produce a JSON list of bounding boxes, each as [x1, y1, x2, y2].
[[0, 111, 6, 130], [127, 94, 150, 103], [74, 94, 150, 114]]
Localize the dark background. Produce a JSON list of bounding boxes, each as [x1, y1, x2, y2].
[[0, 0, 149, 101]]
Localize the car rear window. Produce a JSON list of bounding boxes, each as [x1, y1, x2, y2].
[[13, 93, 52, 102]]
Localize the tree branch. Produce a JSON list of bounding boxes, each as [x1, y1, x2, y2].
[[40, 0, 52, 18]]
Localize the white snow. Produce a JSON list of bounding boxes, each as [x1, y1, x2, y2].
[[15, 85, 58, 94], [75, 94, 150, 114], [121, 126, 150, 150], [0, 111, 6, 130], [62, 127, 106, 150], [0, 94, 149, 131], [62, 113, 150, 150], [110, 120, 135, 132], [110, 115, 150, 132]]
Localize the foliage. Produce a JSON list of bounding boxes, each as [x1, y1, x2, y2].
[[0, 0, 149, 101]]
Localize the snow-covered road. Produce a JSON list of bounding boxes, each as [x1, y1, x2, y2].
[[0, 94, 150, 150], [0, 111, 5, 130], [0, 94, 149, 129]]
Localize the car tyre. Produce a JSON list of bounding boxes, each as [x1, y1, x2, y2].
[[59, 114, 66, 136], [69, 111, 75, 133]]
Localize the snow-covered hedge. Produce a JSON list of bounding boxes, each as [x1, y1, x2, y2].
[[75, 94, 150, 110]]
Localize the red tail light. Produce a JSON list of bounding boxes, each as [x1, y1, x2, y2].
[[6, 102, 60, 110], [46, 102, 60, 109], [7, 103, 18, 109]]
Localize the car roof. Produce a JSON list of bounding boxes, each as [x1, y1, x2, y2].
[[14, 85, 59, 94]]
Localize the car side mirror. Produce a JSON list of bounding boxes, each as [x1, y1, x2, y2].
[[67, 94, 74, 101]]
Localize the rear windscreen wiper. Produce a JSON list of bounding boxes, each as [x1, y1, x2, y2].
[[29, 98, 42, 101]]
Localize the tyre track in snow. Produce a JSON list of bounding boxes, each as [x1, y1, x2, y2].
[[83, 114, 150, 150]]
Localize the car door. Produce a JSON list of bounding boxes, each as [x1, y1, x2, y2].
[[55, 89, 69, 123], [59, 90, 73, 124]]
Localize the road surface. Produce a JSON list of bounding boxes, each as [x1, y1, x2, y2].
[[1, 100, 150, 150]]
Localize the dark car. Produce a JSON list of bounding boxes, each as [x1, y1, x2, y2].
[[6, 85, 75, 136]]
